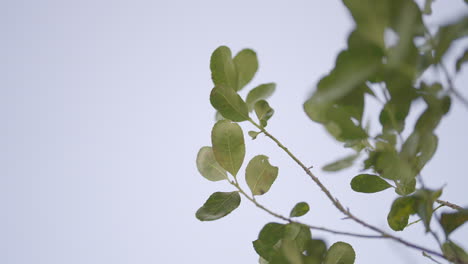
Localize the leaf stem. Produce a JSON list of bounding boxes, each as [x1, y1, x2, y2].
[[248, 118, 447, 260]]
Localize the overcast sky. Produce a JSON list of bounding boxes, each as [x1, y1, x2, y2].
[[1, 0, 468, 263]]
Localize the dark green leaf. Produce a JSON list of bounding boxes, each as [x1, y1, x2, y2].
[[323, 242, 355, 264], [246, 155, 279, 196], [253, 223, 286, 261], [284, 223, 312, 252], [304, 239, 327, 261], [210, 86, 249, 122], [233, 49, 258, 91], [387, 196, 417, 231], [456, 49, 468, 72], [196, 146, 227, 181], [350, 174, 392, 193], [246, 83, 276, 111], [442, 241, 468, 264], [210, 46, 238, 90], [195, 191, 241, 221], [211, 120, 245, 177], [255, 100, 274, 127], [290, 202, 310, 217], [322, 154, 358, 172], [441, 209, 468, 236]]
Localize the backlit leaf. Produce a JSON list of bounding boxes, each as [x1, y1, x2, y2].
[[413, 188, 442, 232], [211, 120, 245, 177], [246, 83, 276, 111], [323, 242, 355, 264], [350, 174, 392, 193], [234, 49, 258, 91], [441, 209, 468, 236], [290, 202, 310, 217], [246, 155, 279, 195], [195, 191, 241, 221], [196, 146, 227, 181], [210, 86, 249, 122]]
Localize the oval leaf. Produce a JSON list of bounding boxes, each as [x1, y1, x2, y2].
[[196, 146, 227, 181], [195, 191, 241, 221], [387, 196, 417, 231], [441, 241, 468, 263], [246, 155, 279, 195], [441, 209, 468, 236], [246, 83, 276, 111], [210, 86, 249, 122], [290, 202, 310, 217], [233, 49, 258, 91], [210, 46, 238, 90], [253, 222, 286, 261], [211, 120, 245, 177], [350, 174, 392, 193], [324, 242, 355, 264], [254, 100, 274, 127], [322, 154, 358, 172]]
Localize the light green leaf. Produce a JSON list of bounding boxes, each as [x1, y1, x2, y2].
[[255, 100, 274, 127], [195, 191, 241, 221], [323, 242, 356, 264], [196, 146, 227, 181], [441, 209, 468, 236], [387, 196, 417, 231], [210, 46, 238, 90], [442, 241, 468, 264], [434, 16, 468, 63], [259, 257, 269, 264], [246, 83, 276, 111], [322, 154, 358, 172], [413, 188, 443, 232], [234, 49, 258, 91], [350, 174, 392, 193], [214, 111, 224, 121], [283, 223, 312, 252], [281, 239, 304, 264], [210, 86, 249, 122], [249, 131, 261, 140], [456, 49, 468, 72], [290, 202, 310, 217], [246, 155, 279, 195], [423, 0, 433, 15], [211, 120, 245, 177]]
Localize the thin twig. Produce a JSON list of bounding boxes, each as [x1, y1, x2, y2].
[[248, 118, 447, 260], [423, 252, 444, 264], [436, 199, 464, 211], [228, 180, 385, 239]]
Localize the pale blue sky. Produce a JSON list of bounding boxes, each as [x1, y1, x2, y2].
[[1, 0, 467, 263]]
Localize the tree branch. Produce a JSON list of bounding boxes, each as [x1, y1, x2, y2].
[[436, 199, 464, 211], [248, 118, 447, 260]]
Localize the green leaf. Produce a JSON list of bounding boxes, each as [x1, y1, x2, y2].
[[253, 223, 286, 261], [423, 0, 433, 15], [259, 257, 269, 264], [195, 191, 241, 221], [211, 120, 246, 177], [434, 16, 468, 63], [290, 202, 310, 217], [248, 131, 261, 140], [210, 46, 238, 90], [233, 49, 258, 91], [350, 174, 392, 193], [441, 209, 468, 236], [322, 154, 358, 172], [255, 100, 274, 127], [304, 239, 327, 262], [210, 86, 249, 122], [246, 155, 279, 195], [283, 223, 312, 252], [456, 49, 468, 72], [323, 242, 356, 264], [413, 188, 443, 232], [280, 239, 304, 264], [196, 146, 227, 181], [387, 196, 417, 231], [246, 83, 276, 111], [442, 241, 468, 264], [214, 111, 225, 121]]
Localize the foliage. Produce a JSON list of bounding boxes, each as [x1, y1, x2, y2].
[[195, 0, 468, 263]]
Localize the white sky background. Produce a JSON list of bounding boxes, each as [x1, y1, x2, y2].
[[1, 0, 467, 263]]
